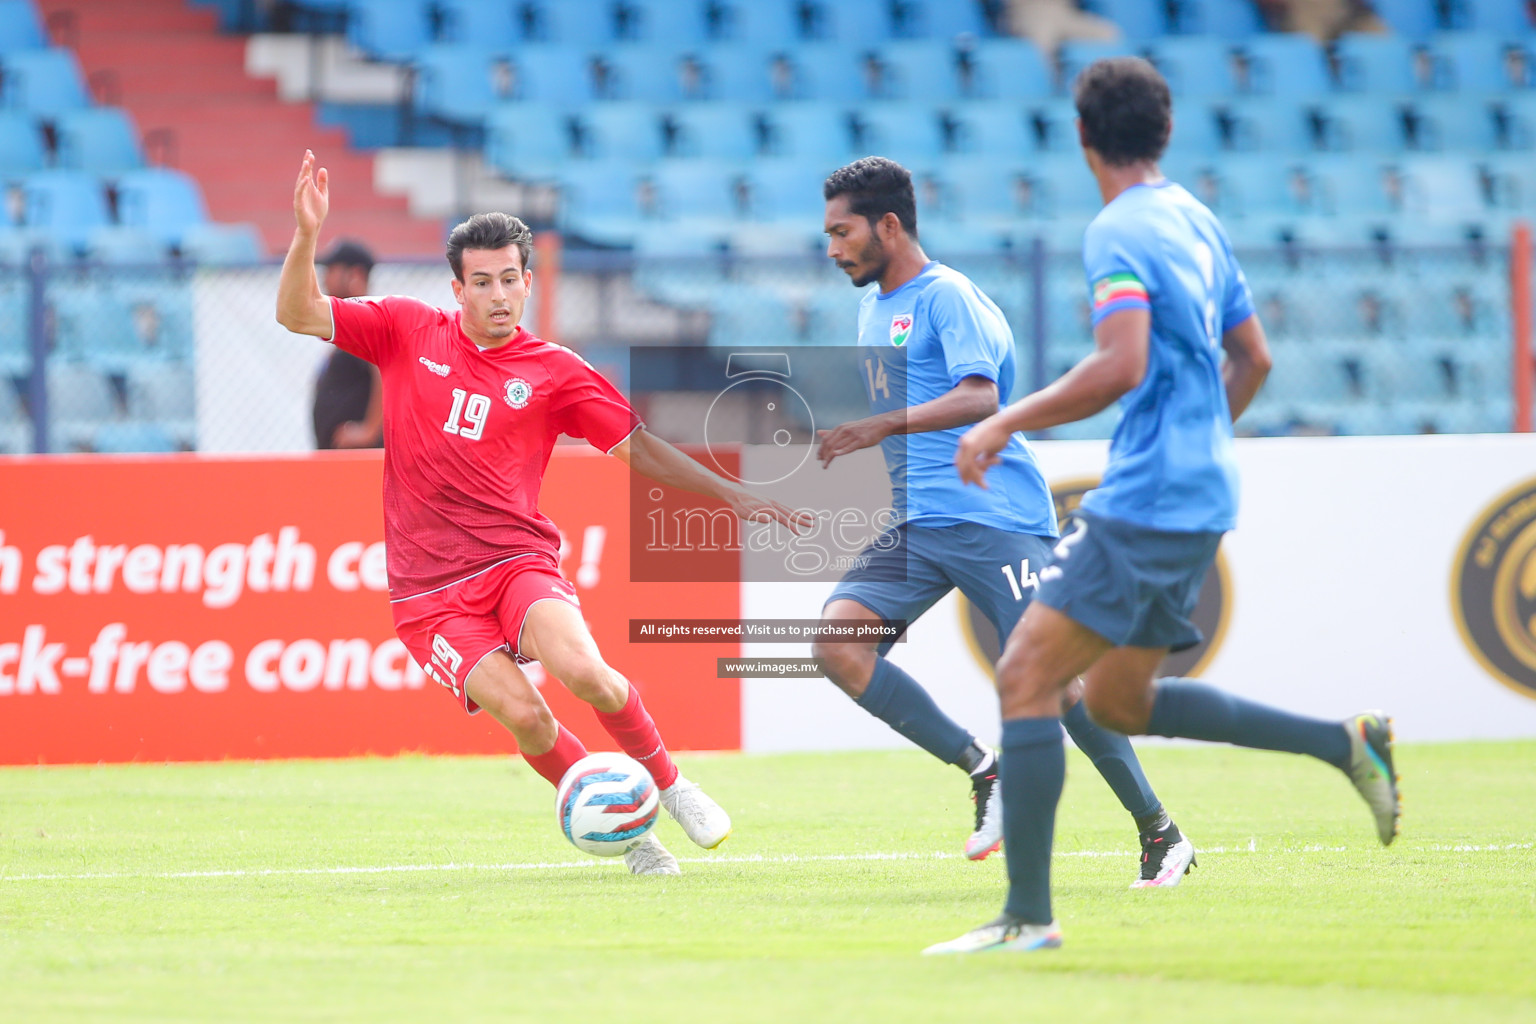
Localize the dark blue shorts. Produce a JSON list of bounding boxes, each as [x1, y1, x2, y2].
[[1034, 511, 1223, 652], [825, 522, 1056, 656]]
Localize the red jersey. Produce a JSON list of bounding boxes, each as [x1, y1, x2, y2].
[[328, 294, 640, 599]]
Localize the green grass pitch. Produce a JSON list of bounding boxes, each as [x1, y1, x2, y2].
[[3, 741, 1534, 1023]]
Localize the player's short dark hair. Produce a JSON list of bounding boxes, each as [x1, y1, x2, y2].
[[1073, 57, 1172, 166], [823, 156, 918, 238], [446, 212, 534, 280]]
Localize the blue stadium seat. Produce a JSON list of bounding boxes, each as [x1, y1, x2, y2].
[[613, 0, 709, 45], [46, 359, 117, 449], [22, 170, 110, 251], [54, 108, 145, 174], [853, 103, 947, 162], [558, 161, 648, 240], [111, 276, 194, 364], [1333, 34, 1422, 93], [709, 284, 795, 347], [126, 360, 196, 424], [1081, 0, 1167, 40], [890, 0, 989, 40], [1146, 37, 1239, 97], [115, 169, 210, 248], [180, 222, 265, 264], [1398, 156, 1488, 220], [653, 160, 743, 223], [0, 0, 46, 53], [1496, 93, 1536, 150], [1306, 156, 1399, 216], [596, 46, 692, 103], [762, 103, 858, 161], [802, 283, 863, 346], [485, 103, 575, 179], [1409, 95, 1499, 151], [1210, 153, 1314, 215], [1030, 155, 1103, 217], [664, 103, 762, 159], [1029, 98, 1084, 152], [0, 269, 31, 376], [943, 157, 1035, 224], [507, 46, 598, 104], [695, 46, 777, 103], [875, 40, 962, 101], [810, 0, 895, 46], [960, 39, 1052, 99], [576, 102, 667, 161], [782, 43, 869, 101], [92, 422, 177, 454], [0, 49, 91, 116], [1450, 0, 1534, 34], [1316, 96, 1411, 151], [1163, 101, 1222, 155], [435, 0, 524, 48], [0, 110, 45, 175], [1240, 33, 1332, 96], [1057, 40, 1136, 88], [86, 227, 167, 265], [1168, 0, 1264, 39], [412, 45, 511, 122], [708, 0, 801, 46], [1371, 0, 1440, 37], [947, 101, 1037, 156], [745, 158, 836, 223], [1426, 33, 1524, 93], [512, 0, 614, 46], [1222, 98, 1317, 152], [345, 0, 435, 61]]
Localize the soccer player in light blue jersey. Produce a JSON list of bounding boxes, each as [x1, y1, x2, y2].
[[810, 157, 1194, 887], [927, 58, 1400, 955]]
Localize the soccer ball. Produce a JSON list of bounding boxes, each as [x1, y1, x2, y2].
[[555, 753, 660, 857]]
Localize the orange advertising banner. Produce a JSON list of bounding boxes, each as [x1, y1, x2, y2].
[[0, 450, 740, 763]]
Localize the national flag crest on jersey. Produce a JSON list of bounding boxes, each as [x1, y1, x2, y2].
[[503, 377, 532, 409], [890, 314, 913, 346]]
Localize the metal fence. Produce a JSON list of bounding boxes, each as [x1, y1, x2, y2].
[[0, 239, 1520, 455]]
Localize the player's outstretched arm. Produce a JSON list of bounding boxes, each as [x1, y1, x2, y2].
[[954, 309, 1150, 487], [816, 376, 997, 467], [611, 428, 811, 533], [1220, 314, 1272, 422], [275, 150, 335, 339]]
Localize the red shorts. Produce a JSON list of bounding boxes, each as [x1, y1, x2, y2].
[[391, 554, 580, 714]]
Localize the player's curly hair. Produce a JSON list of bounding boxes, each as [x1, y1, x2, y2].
[[1074, 57, 1172, 167], [823, 156, 918, 238], [446, 212, 535, 280]]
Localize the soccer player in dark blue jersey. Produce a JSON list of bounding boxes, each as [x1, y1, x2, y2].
[[811, 157, 1195, 887], [926, 58, 1400, 955]]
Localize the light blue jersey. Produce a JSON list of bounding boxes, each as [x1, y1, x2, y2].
[[857, 261, 1056, 538], [1077, 182, 1255, 533]]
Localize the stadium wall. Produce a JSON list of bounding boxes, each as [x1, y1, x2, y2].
[[3, 436, 1536, 764]]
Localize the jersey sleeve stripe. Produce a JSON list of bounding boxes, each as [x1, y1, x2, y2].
[[1091, 273, 1149, 312]]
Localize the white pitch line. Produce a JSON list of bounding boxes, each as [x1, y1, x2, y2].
[[2, 841, 1528, 885]]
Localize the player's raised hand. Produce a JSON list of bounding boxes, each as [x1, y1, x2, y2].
[[725, 488, 815, 535], [816, 417, 890, 468], [954, 418, 1006, 489], [293, 150, 329, 237]]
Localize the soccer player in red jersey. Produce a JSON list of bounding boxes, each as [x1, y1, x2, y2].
[[277, 151, 802, 874]]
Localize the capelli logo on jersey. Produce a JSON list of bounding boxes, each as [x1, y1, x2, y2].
[[1451, 477, 1536, 703], [418, 356, 450, 377], [503, 378, 533, 409], [889, 314, 913, 347], [956, 477, 1231, 679]]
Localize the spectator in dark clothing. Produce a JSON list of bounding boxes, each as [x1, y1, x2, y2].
[[312, 239, 382, 449]]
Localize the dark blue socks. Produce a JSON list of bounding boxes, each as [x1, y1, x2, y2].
[[855, 656, 973, 765], [1061, 699, 1162, 820], [1000, 716, 1063, 925], [1148, 678, 1351, 770]]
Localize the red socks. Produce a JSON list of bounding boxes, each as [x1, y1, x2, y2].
[[522, 723, 589, 787], [594, 684, 679, 789]]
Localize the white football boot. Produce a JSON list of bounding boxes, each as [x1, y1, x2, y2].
[[659, 775, 732, 849], [1344, 710, 1401, 845], [964, 758, 1003, 861], [923, 915, 1063, 955], [623, 833, 680, 875], [1130, 823, 1197, 888]]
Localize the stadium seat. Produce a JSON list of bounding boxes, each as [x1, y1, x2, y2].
[[782, 43, 869, 101], [1145, 37, 1239, 98], [126, 360, 196, 423], [1398, 156, 1488, 221], [0, 0, 46, 54], [1029, 98, 1085, 152], [53, 108, 145, 175], [0, 270, 30, 376], [1496, 93, 1536, 150], [744, 158, 836, 223], [1450, 0, 1534, 34], [875, 40, 962, 101], [1408, 95, 1500, 151], [45, 359, 118, 441], [1057, 40, 1136, 88], [517, 0, 615, 45], [112, 276, 194, 362], [1030, 155, 1104, 217], [942, 157, 1034, 224], [412, 45, 510, 123], [1371, 0, 1440, 37], [435, 0, 525, 48], [22, 170, 111, 252], [1485, 153, 1536, 213], [179, 222, 265, 264], [1221, 98, 1317, 152], [1306, 156, 1400, 215], [1239, 33, 1332, 96], [1168, 0, 1265, 39], [575, 102, 667, 161], [802, 283, 863, 346], [507, 46, 599, 104], [116, 169, 210, 248], [0, 49, 91, 116], [558, 161, 648, 241], [345, 0, 436, 61], [91, 421, 178, 453], [1333, 34, 1423, 93], [959, 39, 1052, 100], [694, 46, 777, 103], [890, 0, 990, 40], [853, 103, 947, 162], [664, 103, 763, 160], [596, 46, 694, 103], [613, 0, 709, 45], [1208, 153, 1313, 216], [762, 103, 858, 161], [1316, 96, 1411, 152], [1080, 0, 1167, 40], [708, 0, 801, 47], [0, 110, 45, 176], [1425, 33, 1524, 93], [947, 101, 1037, 156], [810, 0, 895, 46], [1163, 101, 1222, 156], [485, 102, 575, 179], [652, 160, 744, 224], [86, 226, 167, 265], [708, 283, 796, 347]]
